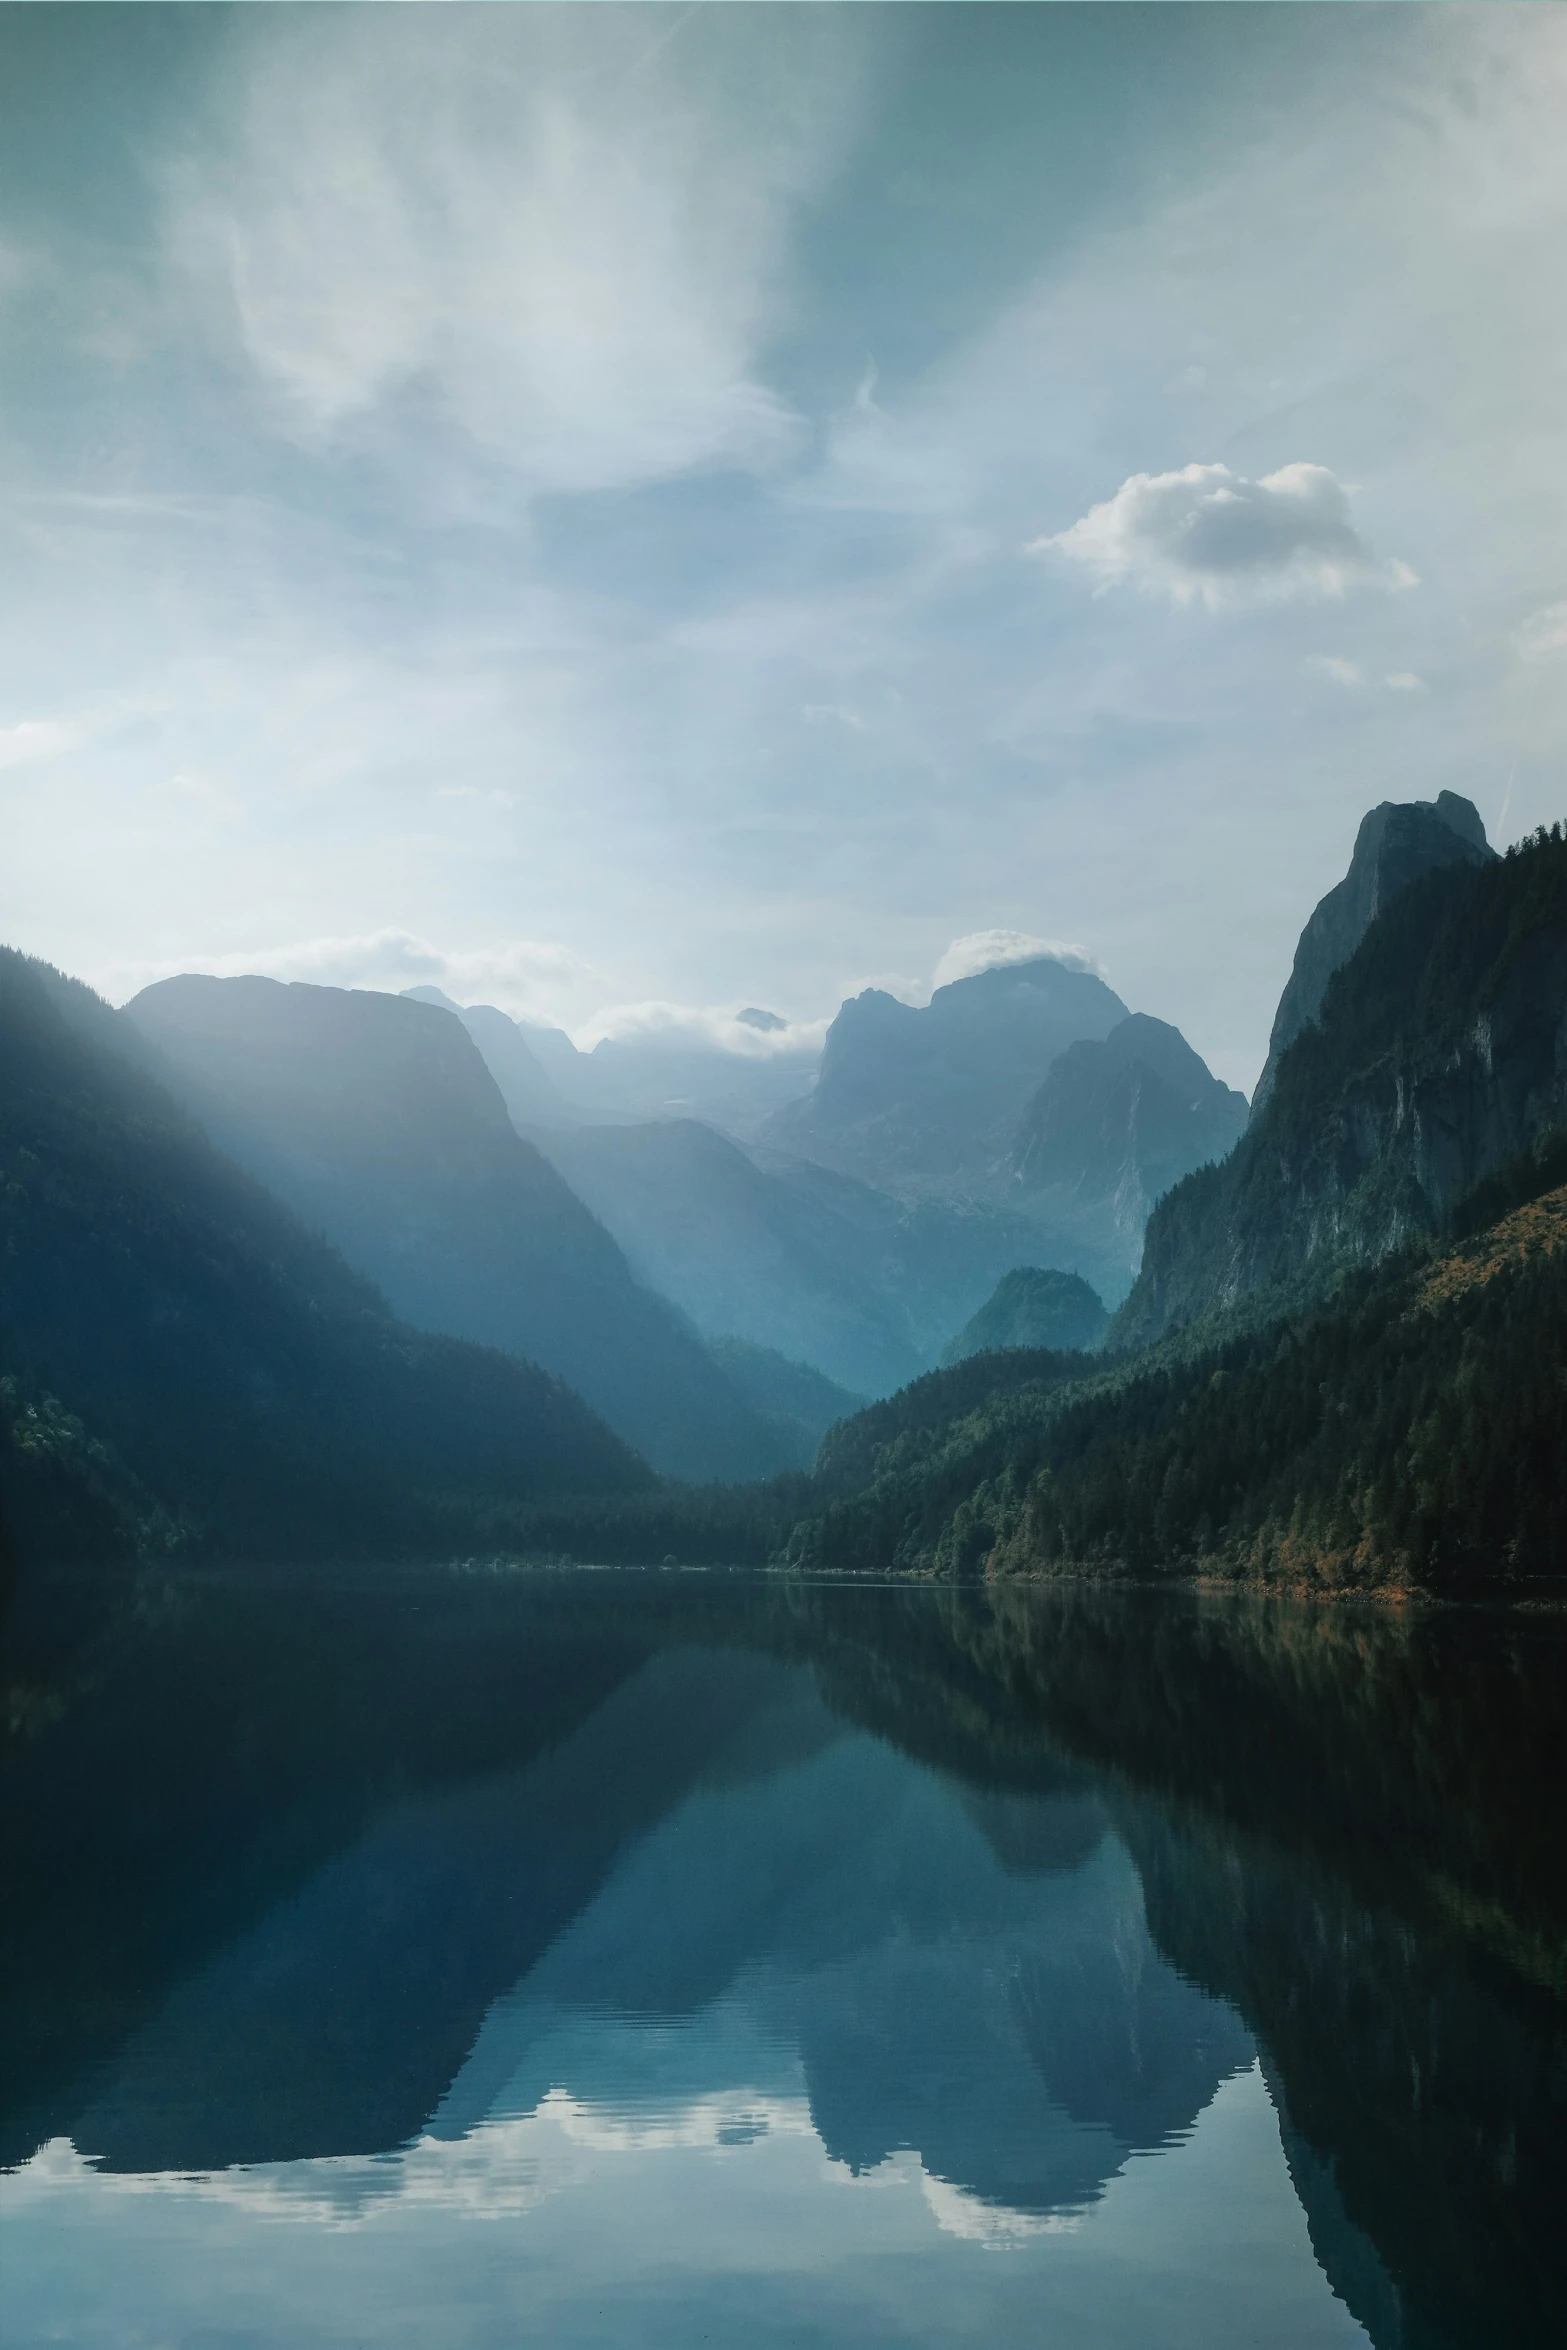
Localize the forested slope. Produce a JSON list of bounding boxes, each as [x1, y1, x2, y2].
[[779, 1154, 1567, 1591], [0, 952, 649, 1571]]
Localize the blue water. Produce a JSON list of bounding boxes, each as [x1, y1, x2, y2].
[[2, 1570, 1561, 2348]]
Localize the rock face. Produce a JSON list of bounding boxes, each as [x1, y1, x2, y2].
[[1251, 791, 1495, 1116], [537, 1114, 1064, 1399], [1009, 1014, 1247, 1258], [1115, 824, 1567, 1349], [125, 976, 788, 1483], [764, 956, 1129, 1192], [940, 1268, 1109, 1365]]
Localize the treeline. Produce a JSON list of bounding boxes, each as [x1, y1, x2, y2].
[[781, 1182, 1567, 1590]]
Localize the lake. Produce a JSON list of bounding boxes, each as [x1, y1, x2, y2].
[[2, 1566, 1563, 2349]]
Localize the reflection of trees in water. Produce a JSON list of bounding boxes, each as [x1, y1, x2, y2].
[[788, 1577, 1567, 2350], [5, 1565, 1565, 2347]]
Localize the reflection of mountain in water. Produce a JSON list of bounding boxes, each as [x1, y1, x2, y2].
[[4, 1567, 1565, 2349], [48, 1644, 1248, 2221], [429, 1691, 1250, 2220]]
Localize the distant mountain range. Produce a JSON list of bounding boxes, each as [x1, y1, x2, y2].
[[125, 976, 789, 1483], [535, 1115, 1060, 1397], [782, 807, 1567, 1594], [7, 784, 1560, 1597], [405, 986, 817, 1137], [762, 956, 1130, 1190]]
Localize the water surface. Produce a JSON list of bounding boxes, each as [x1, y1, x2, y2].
[[2, 1568, 1563, 2348]]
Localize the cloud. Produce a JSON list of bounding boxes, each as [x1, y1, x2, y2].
[[123, 930, 601, 1025], [1307, 656, 1364, 687], [1383, 671, 1426, 692], [1032, 463, 1417, 610], [163, 8, 862, 495], [1516, 602, 1567, 661], [931, 930, 1099, 991], [576, 998, 826, 1060], [0, 718, 86, 771]]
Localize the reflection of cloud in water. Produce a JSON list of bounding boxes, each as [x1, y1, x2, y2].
[[8, 2084, 1119, 2252]]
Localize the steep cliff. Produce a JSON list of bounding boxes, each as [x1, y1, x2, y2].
[[1251, 790, 1495, 1116], [1009, 1013, 1247, 1263], [1115, 824, 1567, 1349]]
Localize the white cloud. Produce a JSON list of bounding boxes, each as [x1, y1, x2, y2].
[[1307, 656, 1364, 688], [931, 930, 1099, 991], [1031, 462, 1416, 610], [0, 718, 85, 771], [576, 998, 826, 1061], [163, 8, 862, 494], [1384, 671, 1426, 692], [121, 930, 602, 1027], [1516, 602, 1567, 661]]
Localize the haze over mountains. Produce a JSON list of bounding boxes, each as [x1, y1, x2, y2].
[[125, 977, 788, 1483], [410, 947, 1247, 1364], [7, 779, 1558, 1593]]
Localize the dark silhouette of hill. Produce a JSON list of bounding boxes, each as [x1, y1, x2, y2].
[[126, 975, 786, 1481], [0, 951, 648, 1570]]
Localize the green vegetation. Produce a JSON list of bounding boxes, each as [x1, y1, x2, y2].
[[0, 951, 649, 1573], [703, 1337, 865, 1468], [781, 1161, 1567, 1590]]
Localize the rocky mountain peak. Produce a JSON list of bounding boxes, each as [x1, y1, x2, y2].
[[1251, 792, 1496, 1115]]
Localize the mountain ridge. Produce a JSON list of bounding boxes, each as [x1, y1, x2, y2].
[[125, 975, 788, 1481]]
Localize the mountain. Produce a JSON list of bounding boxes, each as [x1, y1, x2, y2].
[[124, 976, 788, 1482], [702, 1339, 865, 1470], [1251, 790, 1495, 1115], [783, 1159, 1567, 1591], [403, 987, 578, 1128], [763, 955, 1129, 1192], [0, 950, 648, 1571], [941, 1269, 1109, 1365], [536, 1114, 1072, 1397], [1116, 822, 1567, 1350], [1008, 1013, 1247, 1272]]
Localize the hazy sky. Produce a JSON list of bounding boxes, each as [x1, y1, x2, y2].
[[2, 2, 1563, 1089]]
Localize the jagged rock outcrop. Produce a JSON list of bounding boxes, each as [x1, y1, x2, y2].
[[1252, 791, 1495, 1116], [763, 956, 1128, 1191], [940, 1268, 1108, 1364], [1009, 1013, 1247, 1254], [1115, 825, 1567, 1348]]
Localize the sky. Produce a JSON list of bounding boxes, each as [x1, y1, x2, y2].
[[1, 2, 1564, 1092]]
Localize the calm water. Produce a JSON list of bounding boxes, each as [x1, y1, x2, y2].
[[2, 1569, 1564, 2349]]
